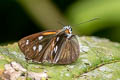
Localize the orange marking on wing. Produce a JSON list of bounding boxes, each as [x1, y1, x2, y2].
[[42, 32, 57, 35], [42, 30, 61, 35], [65, 29, 70, 34]]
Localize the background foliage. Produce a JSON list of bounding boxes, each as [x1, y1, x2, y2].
[[0, 0, 120, 43]]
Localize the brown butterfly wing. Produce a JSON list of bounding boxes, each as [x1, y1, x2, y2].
[[18, 30, 58, 62], [33, 36, 57, 63], [40, 32, 66, 63], [18, 30, 80, 64], [53, 35, 80, 64], [41, 31, 80, 64], [36, 32, 80, 64]]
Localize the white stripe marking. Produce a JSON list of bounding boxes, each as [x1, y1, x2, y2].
[[56, 37, 59, 41], [26, 40, 29, 45], [33, 46, 36, 51], [38, 45, 42, 52], [55, 57, 59, 63], [38, 36, 43, 40], [54, 46, 58, 53]]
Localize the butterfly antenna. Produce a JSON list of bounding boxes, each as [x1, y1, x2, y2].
[[71, 17, 100, 26], [57, 21, 65, 27]]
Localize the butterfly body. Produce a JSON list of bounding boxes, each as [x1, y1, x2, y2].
[[18, 26, 80, 64]]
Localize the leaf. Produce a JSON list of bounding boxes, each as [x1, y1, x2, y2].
[[0, 36, 120, 80]]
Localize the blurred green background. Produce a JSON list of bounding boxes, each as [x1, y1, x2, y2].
[[0, 0, 120, 44]]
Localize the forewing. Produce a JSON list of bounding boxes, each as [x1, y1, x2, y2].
[[18, 30, 57, 61], [32, 31, 67, 63], [33, 36, 56, 63], [34, 32, 66, 63]]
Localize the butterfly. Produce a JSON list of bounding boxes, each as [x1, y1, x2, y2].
[[18, 26, 80, 64]]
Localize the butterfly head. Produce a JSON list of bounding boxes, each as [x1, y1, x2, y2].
[[63, 25, 72, 38]]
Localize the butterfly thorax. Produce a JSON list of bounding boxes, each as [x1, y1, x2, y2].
[[63, 25, 72, 38]]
